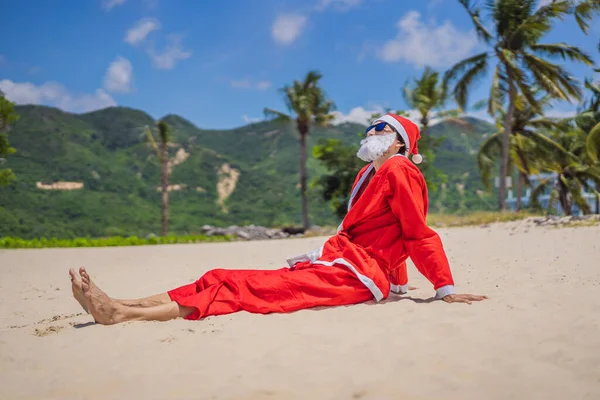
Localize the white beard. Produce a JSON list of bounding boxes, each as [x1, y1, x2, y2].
[[356, 133, 397, 162]]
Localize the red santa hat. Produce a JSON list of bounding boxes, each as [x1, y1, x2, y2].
[[373, 113, 423, 164]]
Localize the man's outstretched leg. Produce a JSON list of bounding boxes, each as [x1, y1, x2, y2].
[[79, 261, 373, 325], [69, 268, 172, 312], [80, 267, 195, 325]]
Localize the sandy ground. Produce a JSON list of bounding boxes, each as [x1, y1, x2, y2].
[[1, 221, 599, 400]]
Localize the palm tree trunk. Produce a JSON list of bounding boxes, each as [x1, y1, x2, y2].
[[596, 183, 600, 214], [499, 76, 515, 212], [421, 117, 429, 136], [557, 176, 571, 216], [516, 172, 524, 212], [299, 126, 309, 231], [160, 141, 169, 237]]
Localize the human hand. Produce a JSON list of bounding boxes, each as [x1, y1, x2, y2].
[[442, 293, 488, 304]]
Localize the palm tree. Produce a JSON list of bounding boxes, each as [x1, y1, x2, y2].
[[444, 0, 594, 211], [581, 77, 600, 122], [529, 124, 600, 215], [401, 67, 461, 135], [0, 91, 19, 186], [398, 67, 463, 193], [478, 90, 562, 210], [264, 70, 335, 231], [145, 120, 171, 236]]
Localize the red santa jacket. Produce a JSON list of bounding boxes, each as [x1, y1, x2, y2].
[[286, 154, 456, 301]]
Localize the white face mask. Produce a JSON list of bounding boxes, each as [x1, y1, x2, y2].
[[356, 132, 397, 162]]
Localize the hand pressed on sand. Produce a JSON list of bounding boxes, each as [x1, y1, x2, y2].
[[442, 293, 489, 305]]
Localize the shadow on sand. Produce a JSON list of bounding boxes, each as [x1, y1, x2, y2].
[[376, 295, 437, 305], [72, 321, 96, 329]]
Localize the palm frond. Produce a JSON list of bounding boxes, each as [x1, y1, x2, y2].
[[573, 0, 600, 34], [450, 55, 489, 110], [523, 129, 577, 161], [508, 0, 571, 43], [528, 117, 562, 130], [263, 108, 292, 123], [568, 178, 592, 214], [443, 52, 489, 95], [586, 121, 600, 162], [510, 135, 532, 175], [500, 49, 541, 112], [530, 178, 551, 211], [530, 43, 594, 65], [585, 78, 600, 95], [477, 131, 502, 189], [559, 110, 594, 130], [522, 52, 583, 102], [488, 65, 504, 116], [458, 0, 494, 44], [144, 125, 161, 158], [302, 70, 323, 91]]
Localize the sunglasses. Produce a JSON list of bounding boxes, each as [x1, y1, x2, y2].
[[365, 122, 396, 135]]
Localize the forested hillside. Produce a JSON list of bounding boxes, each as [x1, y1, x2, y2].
[[0, 105, 497, 238]]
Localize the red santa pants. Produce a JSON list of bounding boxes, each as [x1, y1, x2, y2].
[[167, 261, 374, 320]]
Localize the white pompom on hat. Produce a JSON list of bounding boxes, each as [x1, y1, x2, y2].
[[371, 113, 423, 164]]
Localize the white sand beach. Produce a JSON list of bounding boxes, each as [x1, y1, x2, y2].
[[1, 221, 599, 400]]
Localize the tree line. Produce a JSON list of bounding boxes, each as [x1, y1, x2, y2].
[[2, 1, 600, 236], [265, 0, 600, 228]]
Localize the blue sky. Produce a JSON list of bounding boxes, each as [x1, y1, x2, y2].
[[1, 0, 599, 129]]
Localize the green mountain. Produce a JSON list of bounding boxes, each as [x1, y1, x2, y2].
[[0, 105, 497, 239]]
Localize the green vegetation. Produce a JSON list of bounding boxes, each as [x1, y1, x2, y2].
[[426, 211, 540, 227], [0, 234, 233, 249], [264, 70, 335, 230], [398, 67, 457, 195], [1, 1, 599, 244], [444, 0, 595, 210], [144, 120, 172, 236], [0, 104, 498, 239], [0, 91, 20, 186]]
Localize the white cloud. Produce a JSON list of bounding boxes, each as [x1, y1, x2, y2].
[[230, 78, 272, 90], [331, 106, 385, 125], [104, 56, 133, 93], [271, 14, 307, 46], [125, 18, 160, 46], [255, 81, 272, 90], [315, 0, 362, 11], [242, 115, 262, 124], [0, 79, 116, 113], [102, 0, 126, 11], [331, 105, 426, 126], [148, 34, 192, 69], [378, 11, 478, 68]]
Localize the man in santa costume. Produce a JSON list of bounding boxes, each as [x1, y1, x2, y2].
[[69, 113, 487, 325]]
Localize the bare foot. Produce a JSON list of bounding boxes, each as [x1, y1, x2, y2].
[[80, 267, 124, 325], [69, 268, 89, 314]]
